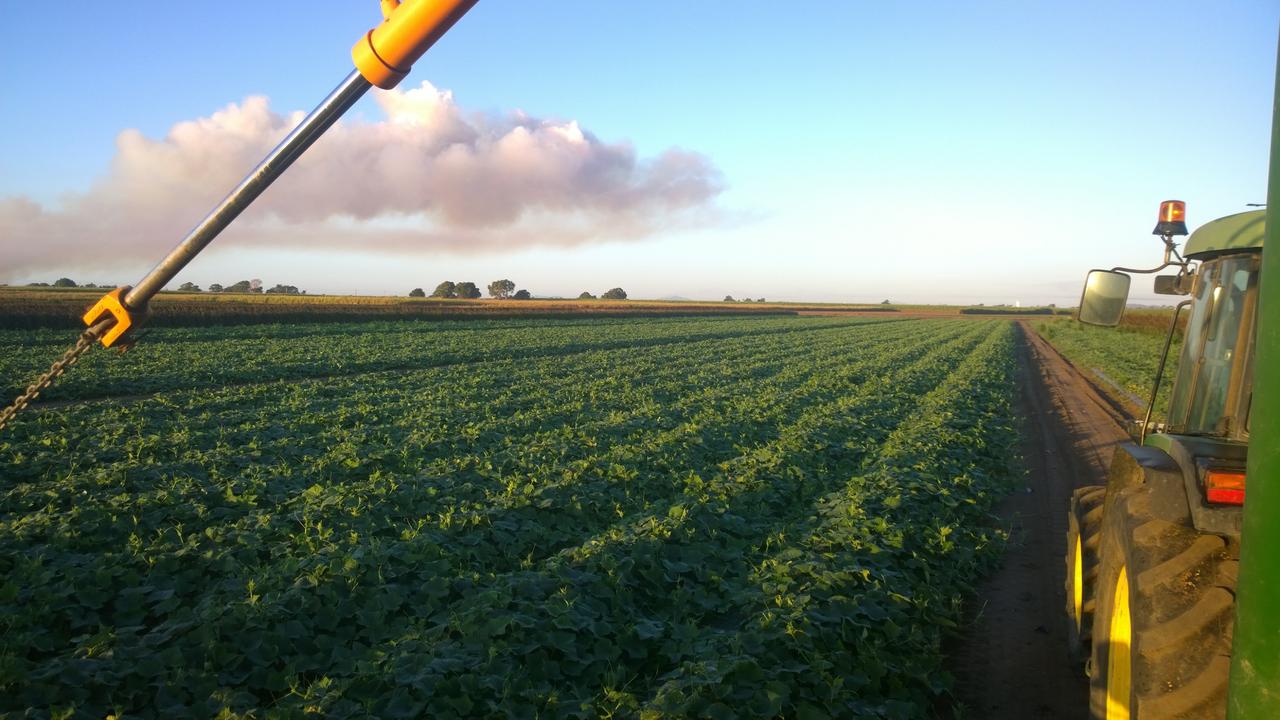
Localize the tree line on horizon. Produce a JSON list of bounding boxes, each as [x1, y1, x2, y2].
[[182, 280, 303, 295], [17, 276, 634, 301], [23, 278, 111, 289], [19, 278, 304, 295], [409, 280, 627, 301]]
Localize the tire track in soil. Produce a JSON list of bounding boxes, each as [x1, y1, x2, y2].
[[946, 321, 1132, 718]]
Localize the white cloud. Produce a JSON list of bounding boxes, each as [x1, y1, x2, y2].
[[0, 82, 723, 278]]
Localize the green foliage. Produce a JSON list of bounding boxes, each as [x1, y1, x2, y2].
[[432, 281, 457, 298], [408, 288, 426, 298], [513, 289, 532, 300], [455, 282, 482, 299], [0, 316, 1019, 718], [1035, 319, 1181, 412], [602, 287, 628, 300], [488, 279, 515, 299], [53, 278, 77, 288], [177, 282, 202, 293], [578, 292, 596, 300]]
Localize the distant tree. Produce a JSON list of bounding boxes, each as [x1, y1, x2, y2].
[[513, 289, 532, 300], [723, 295, 736, 302], [455, 281, 482, 299], [177, 281, 202, 293], [224, 280, 252, 293], [578, 291, 596, 300], [432, 281, 457, 298], [265, 284, 301, 294], [26, 282, 50, 287], [209, 283, 224, 293], [249, 279, 264, 294], [881, 299, 892, 305], [602, 287, 628, 300], [740, 298, 753, 303], [409, 287, 426, 298], [53, 277, 77, 288], [487, 279, 516, 299], [82, 283, 97, 288], [757, 298, 765, 303]]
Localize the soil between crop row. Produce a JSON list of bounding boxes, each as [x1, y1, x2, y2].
[[945, 321, 1133, 718]]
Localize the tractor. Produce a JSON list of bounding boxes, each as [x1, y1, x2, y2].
[[1067, 201, 1264, 718]]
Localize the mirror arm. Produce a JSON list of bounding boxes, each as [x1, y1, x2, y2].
[[1111, 233, 1190, 275], [1140, 298, 1193, 444], [1110, 261, 1180, 274]]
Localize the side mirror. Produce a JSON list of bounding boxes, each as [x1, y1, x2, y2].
[[1153, 272, 1193, 296], [1078, 270, 1131, 326]]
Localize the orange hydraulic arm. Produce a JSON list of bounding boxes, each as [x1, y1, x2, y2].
[[354, 0, 479, 89], [1, 0, 479, 432], [79, 0, 480, 349]]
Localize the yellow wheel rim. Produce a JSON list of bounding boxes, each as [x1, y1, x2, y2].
[[1107, 566, 1131, 720], [1073, 535, 1084, 631]]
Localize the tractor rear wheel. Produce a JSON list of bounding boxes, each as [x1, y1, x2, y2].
[[1066, 485, 1106, 666], [1087, 482, 1238, 719]]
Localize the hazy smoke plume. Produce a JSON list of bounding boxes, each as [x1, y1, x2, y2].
[[1, 82, 723, 277]]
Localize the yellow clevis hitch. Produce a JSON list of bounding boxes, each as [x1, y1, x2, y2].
[[82, 286, 142, 349]]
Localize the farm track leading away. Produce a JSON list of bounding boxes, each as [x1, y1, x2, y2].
[[946, 322, 1133, 718]]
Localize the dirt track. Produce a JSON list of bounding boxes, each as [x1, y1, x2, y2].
[[946, 322, 1133, 718]]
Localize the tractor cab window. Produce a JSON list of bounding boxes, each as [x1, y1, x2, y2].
[[1166, 254, 1259, 437]]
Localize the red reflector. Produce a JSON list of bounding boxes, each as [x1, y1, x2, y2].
[[1159, 200, 1186, 223], [1205, 469, 1245, 505]]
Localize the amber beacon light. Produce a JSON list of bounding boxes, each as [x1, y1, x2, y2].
[[353, 0, 481, 89], [1152, 199, 1189, 237]]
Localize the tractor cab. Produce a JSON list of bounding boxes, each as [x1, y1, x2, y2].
[[1077, 204, 1264, 535], [1164, 212, 1263, 443], [1066, 202, 1265, 717]]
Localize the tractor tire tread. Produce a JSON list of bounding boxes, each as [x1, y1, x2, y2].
[[1136, 654, 1231, 719], [1138, 587, 1233, 659], [1066, 484, 1107, 666], [1089, 482, 1237, 720], [1135, 534, 1226, 593]]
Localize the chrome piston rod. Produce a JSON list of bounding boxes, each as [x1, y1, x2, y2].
[[124, 70, 372, 308]]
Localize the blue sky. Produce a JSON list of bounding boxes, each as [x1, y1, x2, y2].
[[2, 1, 1277, 304]]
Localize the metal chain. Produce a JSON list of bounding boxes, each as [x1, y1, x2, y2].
[[0, 327, 103, 433]]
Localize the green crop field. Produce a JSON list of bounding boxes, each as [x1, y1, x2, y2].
[[1, 316, 1020, 718]]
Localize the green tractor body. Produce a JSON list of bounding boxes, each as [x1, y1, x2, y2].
[[1069, 210, 1264, 718], [1149, 211, 1262, 536]]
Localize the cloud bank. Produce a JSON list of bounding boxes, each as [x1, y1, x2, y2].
[[1, 82, 723, 277]]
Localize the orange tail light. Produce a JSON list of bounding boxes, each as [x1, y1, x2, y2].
[[1205, 469, 1246, 505]]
